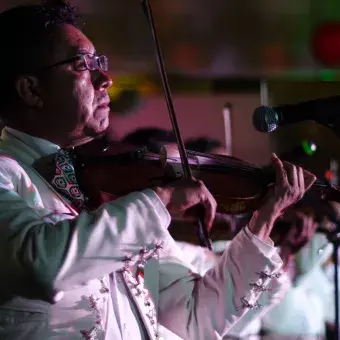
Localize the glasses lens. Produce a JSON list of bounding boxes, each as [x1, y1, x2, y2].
[[98, 55, 108, 72], [84, 54, 96, 71], [83, 54, 108, 72]]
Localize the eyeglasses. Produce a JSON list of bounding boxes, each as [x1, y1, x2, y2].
[[43, 53, 108, 72]]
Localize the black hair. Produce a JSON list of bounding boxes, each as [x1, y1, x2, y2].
[[122, 127, 176, 153], [185, 137, 222, 153], [0, 0, 80, 120]]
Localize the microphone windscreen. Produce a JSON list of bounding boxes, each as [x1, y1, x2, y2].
[[252, 106, 279, 132]]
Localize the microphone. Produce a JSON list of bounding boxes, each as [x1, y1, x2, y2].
[[252, 95, 340, 132]]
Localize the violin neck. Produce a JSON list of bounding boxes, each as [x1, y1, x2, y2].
[[260, 164, 332, 191]]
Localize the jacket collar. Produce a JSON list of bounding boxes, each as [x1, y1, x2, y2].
[[0, 127, 60, 166]]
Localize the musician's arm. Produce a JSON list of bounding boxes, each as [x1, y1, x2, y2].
[[157, 226, 283, 339]]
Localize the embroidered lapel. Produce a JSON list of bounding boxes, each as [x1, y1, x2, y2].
[[120, 243, 164, 340]]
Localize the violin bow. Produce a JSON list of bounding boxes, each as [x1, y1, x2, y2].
[[140, 0, 213, 250]]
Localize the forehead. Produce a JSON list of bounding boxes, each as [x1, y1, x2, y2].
[[48, 24, 95, 61]]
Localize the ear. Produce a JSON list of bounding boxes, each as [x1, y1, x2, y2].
[[15, 75, 43, 109]]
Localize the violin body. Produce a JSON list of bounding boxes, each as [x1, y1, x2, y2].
[[73, 137, 340, 217], [73, 138, 275, 215]]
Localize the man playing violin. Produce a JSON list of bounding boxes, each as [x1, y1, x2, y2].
[[0, 1, 316, 339]]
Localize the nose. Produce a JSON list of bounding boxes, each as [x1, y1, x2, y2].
[[93, 69, 113, 90]]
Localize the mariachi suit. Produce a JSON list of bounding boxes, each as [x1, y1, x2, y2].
[[0, 127, 284, 340]]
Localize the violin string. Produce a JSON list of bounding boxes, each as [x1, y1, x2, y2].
[[186, 150, 265, 173], [162, 149, 331, 188], [186, 150, 330, 188], [173, 156, 261, 174], [147, 149, 258, 174]]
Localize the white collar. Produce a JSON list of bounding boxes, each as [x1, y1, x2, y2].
[[0, 127, 61, 166], [5, 127, 60, 155]]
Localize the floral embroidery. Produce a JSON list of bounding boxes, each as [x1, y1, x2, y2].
[[80, 324, 101, 340], [79, 242, 164, 340], [80, 277, 109, 340], [256, 270, 281, 280], [99, 277, 109, 294], [123, 269, 160, 338], [121, 242, 164, 339], [249, 282, 271, 292], [236, 297, 262, 311]]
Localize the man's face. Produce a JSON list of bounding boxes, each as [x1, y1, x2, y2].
[[34, 24, 112, 146]]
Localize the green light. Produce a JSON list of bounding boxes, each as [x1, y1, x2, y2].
[[302, 140, 317, 155], [320, 69, 335, 81]]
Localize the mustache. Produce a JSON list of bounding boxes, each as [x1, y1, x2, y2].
[[97, 94, 110, 106]]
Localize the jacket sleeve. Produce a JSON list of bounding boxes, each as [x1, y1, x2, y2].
[[157, 228, 283, 339], [176, 239, 290, 336], [0, 156, 171, 300], [227, 270, 291, 335]]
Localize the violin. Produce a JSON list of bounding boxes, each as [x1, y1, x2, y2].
[[73, 137, 340, 217]]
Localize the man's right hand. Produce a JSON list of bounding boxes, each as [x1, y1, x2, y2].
[[153, 179, 217, 230]]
